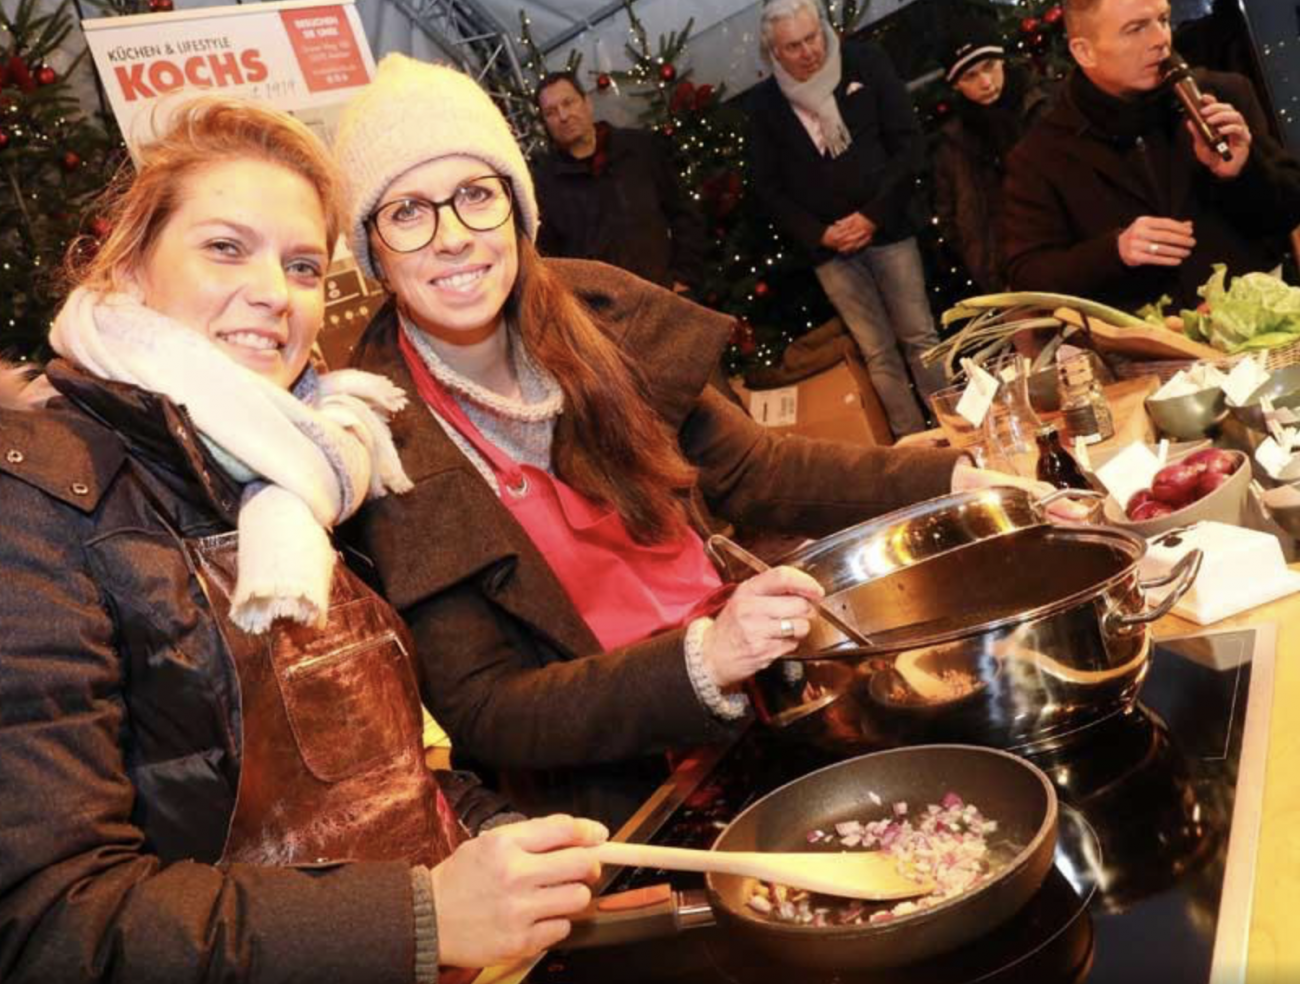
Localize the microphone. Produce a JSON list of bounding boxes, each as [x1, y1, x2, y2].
[[1162, 53, 1233, 162]]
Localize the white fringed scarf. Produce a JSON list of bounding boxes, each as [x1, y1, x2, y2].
[[771, 23, 852, 158], [49, 288, 413, 634]]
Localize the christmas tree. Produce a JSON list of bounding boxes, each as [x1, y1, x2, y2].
[[571, 0, 893, 375], [0, 0, 139, 364]]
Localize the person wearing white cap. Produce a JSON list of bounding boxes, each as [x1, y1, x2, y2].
[[335, 54, 1086, 829]]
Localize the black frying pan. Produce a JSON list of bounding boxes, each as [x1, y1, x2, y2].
[[564, 744, 1058, 971]]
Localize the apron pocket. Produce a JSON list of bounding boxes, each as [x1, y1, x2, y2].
[[274, 601, 421, 783]]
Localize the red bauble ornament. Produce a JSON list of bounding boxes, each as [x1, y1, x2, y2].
[[596, 73, 612, 91], [35, 65, 57, 87], [669, 80, 695, 114], [90, 216, 112, 238], [662, 124, 675, 137], [1020, 16, 1041, 34], [754, 281, 770, 298], [693, 83, 714, 111], [659, 62, 677, 83], [148, 0, 175, 10], [62, 150, 81, 171], [935, 101, 952, 118], [9, 57, 34, 93], [1043, 5, 1065, 26], [0, 129, 9, 151]]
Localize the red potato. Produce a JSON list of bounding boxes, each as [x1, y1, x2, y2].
[[1183, 448, 1239, 476], [1130, 500, 1175, 522], [1152, 463, 1201, 506], [1197, 469, 1231, 498], [1126, 489, 1154, 518]]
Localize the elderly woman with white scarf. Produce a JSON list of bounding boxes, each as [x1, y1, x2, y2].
[[0, 95, 604, 984]]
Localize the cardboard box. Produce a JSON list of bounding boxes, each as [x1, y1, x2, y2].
[[732, 355, 894, 446]]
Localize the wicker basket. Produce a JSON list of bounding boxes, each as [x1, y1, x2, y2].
[[1106, 335, 1300, 383]]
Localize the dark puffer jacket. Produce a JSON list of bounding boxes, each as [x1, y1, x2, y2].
[[0, 363, 504, 984], [933, 73, 1054, 293]]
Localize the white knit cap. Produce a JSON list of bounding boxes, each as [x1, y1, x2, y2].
[[333, 53, 538, 278]]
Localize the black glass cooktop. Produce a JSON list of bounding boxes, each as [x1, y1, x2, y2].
[[527, 627, 1273, 984]]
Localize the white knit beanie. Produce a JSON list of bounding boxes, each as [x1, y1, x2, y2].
[[333, 53, 538, 279]]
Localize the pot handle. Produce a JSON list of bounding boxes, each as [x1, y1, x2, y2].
[[1110, 549, 1203, 628], [560, 884, 714, 950]]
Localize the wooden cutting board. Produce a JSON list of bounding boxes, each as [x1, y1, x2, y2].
[[1055, 307, 1224, 362]]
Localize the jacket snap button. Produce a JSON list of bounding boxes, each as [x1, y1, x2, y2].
[[70, 482, 90, 496], [5, 449, 23, 464]]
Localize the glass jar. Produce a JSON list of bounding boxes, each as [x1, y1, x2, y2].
[[1057, 354, 1114, 445], [983, 364, 1042, 477]]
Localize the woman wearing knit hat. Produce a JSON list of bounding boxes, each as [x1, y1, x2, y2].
[[934, 20, 1056, 292], [337, 54, 1085, 828], [0, 94, 608, 983]]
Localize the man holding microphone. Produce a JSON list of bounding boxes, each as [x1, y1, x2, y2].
[[1001, 0, 1300, 311]]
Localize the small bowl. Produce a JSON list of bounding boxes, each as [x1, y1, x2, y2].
[[1145, 388, 1227, 440], [1227, 365, 1300, 432], [1101, 448, 1251, 537], [1259, 481, 1300, 537]]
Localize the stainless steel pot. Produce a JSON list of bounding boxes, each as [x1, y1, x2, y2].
[[726, 489, 1201, 755]]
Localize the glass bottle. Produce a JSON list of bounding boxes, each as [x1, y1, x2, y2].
[[1035, 424, 1093, 490], [1057, 354, 1114, 445], [983, 362, 1042, 478]]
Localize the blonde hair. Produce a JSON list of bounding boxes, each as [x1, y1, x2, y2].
[[67, 95, 343, 294]]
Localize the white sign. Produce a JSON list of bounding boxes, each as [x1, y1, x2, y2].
[[748, 387, 798, 428], [82, 0, 375, 155]]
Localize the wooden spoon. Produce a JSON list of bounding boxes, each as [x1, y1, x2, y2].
[[595, 841, 934, 901]]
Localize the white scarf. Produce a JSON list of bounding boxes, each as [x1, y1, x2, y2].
[[771, 23, 852, 159], [49, 287, 414, 634]]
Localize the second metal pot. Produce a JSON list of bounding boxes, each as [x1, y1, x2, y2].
[[742, 505, 1199, 755]]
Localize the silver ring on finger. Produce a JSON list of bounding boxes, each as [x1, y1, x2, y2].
[[779, 618, 796, 639], [1149, 242, 1160, 255]]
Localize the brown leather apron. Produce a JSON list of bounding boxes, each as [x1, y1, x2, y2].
[[186, 532, 467, 870]]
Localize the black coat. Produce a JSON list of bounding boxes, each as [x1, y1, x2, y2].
[[533, 124, 709, 289], [747, 41, 924, 264], [933, 78, 1053, 293], [1002, 68, 1300, 311], [0, 364, 505, 984]]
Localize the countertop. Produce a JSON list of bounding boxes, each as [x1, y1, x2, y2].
[[1154, 586, 1300, 981]]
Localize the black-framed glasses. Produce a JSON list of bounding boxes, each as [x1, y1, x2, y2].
[[368, 174, 514, 253]]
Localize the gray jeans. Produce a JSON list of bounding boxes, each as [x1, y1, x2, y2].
[[815, 236, 944, 438]]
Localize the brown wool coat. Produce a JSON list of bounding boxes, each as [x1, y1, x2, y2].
[[348, 259, 965, 827]]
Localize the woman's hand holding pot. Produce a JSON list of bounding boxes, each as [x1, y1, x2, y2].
[[703, 567, 824, 688], [432, 814, 608, 968]]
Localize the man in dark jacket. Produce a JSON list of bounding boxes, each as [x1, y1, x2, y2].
[[746, 0, 943, 439], [1001, 0, 1300, 312], [532, 71, 709, 293]]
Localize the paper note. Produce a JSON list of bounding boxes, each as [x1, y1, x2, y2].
[[749, 386, 798, 428], [1095, 442, 1163, 513], [1256, 436, 1296, 479], [955, 361, 1000, 427], [1222, 356, 1270, 407]]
